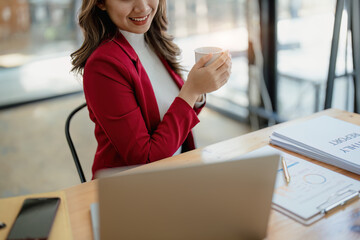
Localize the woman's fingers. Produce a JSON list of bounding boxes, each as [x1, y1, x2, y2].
[[213, 73, 229, 89], [194, 53, 213, 69], [207, 51, 229, 70], [219, 70, 231, 82], [214, 58, 232, 77]]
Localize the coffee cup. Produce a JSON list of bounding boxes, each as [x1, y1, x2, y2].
[[194, 47, 224, 67]]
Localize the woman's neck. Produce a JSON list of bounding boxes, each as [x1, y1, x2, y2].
[[119, 30, 146, 51]]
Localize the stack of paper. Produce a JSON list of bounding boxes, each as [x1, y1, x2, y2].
[[270, 116, 360, 175]]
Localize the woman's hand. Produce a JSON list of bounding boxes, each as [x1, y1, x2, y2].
[[178, 51, 232, 107]]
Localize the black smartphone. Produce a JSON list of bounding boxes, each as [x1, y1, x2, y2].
[[6, 197, 61, 240]]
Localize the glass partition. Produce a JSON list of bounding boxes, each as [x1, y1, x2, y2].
[[276, 0, 353, 119], [0, 0, 81, 107]]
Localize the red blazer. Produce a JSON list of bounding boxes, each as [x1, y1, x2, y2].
[[83, 33, 204, 177]]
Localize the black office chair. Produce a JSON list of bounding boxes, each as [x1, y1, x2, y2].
[[65, 102, 88, 183]]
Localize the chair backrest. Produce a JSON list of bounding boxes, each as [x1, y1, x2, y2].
[[65, 102, 88, 183]]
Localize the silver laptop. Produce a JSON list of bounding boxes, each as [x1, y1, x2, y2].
[[95, 154, 279, 240]]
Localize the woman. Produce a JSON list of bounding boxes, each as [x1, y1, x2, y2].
[[71, 0, 232, 177]]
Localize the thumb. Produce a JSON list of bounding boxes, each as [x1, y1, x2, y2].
[[194, 53, 212, 68]]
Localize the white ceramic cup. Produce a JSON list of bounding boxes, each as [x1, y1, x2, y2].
[[194, 47, 224, 67]]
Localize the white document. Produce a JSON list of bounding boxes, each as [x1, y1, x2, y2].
[[243, 146, 360, 225], [270, 116, 360, 175]]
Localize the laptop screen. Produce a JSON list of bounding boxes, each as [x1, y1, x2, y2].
[[96, 154, 279, 240]]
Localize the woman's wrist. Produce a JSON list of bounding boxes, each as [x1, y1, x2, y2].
[[178, 83, 201, 108]]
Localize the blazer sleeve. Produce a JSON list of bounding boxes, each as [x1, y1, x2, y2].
[[84, 52, 200, 165]]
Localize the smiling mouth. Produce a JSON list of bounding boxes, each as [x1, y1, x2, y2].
[[129, 14, 150, 22]]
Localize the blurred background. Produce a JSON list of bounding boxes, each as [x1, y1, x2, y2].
[[0, 0, 357, 197]]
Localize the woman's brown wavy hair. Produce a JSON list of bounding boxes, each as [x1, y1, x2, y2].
[[71, 0, 183, 77]]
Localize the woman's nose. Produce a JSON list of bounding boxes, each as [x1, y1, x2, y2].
[[133, 0, 150, 14]]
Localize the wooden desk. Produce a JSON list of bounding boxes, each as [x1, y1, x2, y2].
[[2, 109, 360, 240]]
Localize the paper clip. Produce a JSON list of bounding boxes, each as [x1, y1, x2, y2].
[[317, 189, 360, 214]]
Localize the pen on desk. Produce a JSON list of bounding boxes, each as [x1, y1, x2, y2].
[[281, 157, 291, 183]]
